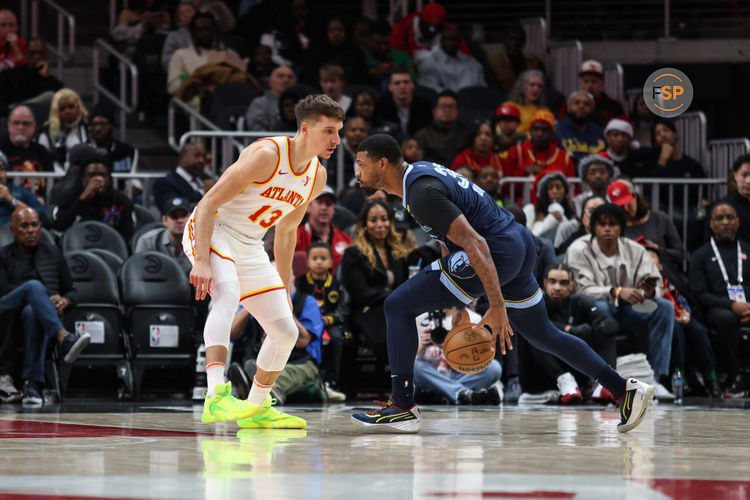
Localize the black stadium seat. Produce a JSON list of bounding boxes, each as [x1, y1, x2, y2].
[[62, 220, 129, 260], [0, 222, 56, 248], [87, 248, 124, 276], [209, 83, 260, 122], [132, 204, 158, 230], [130, 222, 164, 254], [119, 251, 196, 397]]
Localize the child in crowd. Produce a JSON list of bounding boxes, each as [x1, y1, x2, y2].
[[401, 137, 423, 163]]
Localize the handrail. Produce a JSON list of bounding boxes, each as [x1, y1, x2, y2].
[[30, 0, 75, 80], [93, 38, 139, 142]]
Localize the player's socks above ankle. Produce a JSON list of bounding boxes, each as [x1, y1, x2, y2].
[[596, 366, 626, 400], [391, 374, 416, 408], [206, 362, 225, 397]]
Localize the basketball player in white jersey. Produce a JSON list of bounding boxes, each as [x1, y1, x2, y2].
[[184, 95, 345, 428]]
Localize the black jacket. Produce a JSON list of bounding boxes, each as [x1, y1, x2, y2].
[[339, 244, 408, 309], [545, 293, 619, 339], [0, 240, 78, 305], [0, 64, 63, 113], [689, 238, 750, 311], [294, 271, 350, 327], [152, 170, 204, 212], [53, 187, 135, 242], [376, 95, 434, 140], [724, 191, 750, 244]]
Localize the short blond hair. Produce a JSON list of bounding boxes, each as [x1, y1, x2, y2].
[[294, 94, 345, 128], [319, 64, 345, 81]]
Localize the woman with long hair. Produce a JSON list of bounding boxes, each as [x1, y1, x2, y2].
[[522, 169, 576, 243], [504, 69, 551, 135], [451, 121, 503, 175], [38, 88, 91, 171], [340, 201, 409, 362]]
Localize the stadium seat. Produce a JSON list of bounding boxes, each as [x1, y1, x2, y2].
[[209, 83, 260, 122], [130, 223, 164, 254], [413, 85, 438, 106], [132, 204, 158, 230], [59, 251, 132, 397], [119, 251, 196, 397], [287, 83, 318, 99], [0, 223, 56, 248], [62, 220, 129, 260], [87, 248, 124, 276], [343, 83, 382, 100], [216, 104, 251, 131]]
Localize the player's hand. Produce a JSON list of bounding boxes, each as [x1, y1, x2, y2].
[[619, 287, 645, 304], [481, 305, 513, 356], [450, 307, 470, 328], [190, 260, 213, 300]]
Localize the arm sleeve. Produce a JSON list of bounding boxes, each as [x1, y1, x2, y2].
[[406, 176, 462, 236]]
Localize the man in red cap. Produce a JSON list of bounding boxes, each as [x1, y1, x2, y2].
[[493, 103, 526, 153], [391, 3, 471, 63], [578, 60, 624, 127], [502, 109, 575, 179]]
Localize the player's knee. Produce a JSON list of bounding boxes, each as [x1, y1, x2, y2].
[[268, 316, 299, 350]]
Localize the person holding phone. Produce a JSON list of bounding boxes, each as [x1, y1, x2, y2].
[[565, 203, 676, 400]]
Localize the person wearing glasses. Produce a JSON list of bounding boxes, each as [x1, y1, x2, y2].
[[689, 202, 750, 398], [0, 105, 54, 198], [413, 90, 470, 167]]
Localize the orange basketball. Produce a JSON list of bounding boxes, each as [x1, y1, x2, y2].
[[443, 323, 495, 374]]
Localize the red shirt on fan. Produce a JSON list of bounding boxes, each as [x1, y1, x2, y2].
[[501, 139, 576, 178], [295, 223, 352, 271], [450, 148, 504, 175]]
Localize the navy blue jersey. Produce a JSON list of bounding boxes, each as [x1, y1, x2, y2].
[[402, 162, 515, 254]]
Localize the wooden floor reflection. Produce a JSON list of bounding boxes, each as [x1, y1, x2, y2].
[[1, 402, 749, 499]]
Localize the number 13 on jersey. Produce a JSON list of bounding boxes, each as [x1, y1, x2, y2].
[[248, 205, 283, 228]]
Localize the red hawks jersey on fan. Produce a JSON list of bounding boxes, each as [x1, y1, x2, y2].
[[214, 136, 319, 243]]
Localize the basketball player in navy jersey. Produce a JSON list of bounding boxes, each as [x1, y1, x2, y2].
[[350, 134, 655, 433]]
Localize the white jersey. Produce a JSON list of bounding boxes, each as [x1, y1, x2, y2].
[[214, 136, 320, 244]]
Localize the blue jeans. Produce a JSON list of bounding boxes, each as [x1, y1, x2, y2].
[[0, 280, 64, 383], [414, 357, 502, 404], [594, 298, 674, 378]]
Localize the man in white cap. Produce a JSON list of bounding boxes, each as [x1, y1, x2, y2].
[[598, 118, 651, 179], [579, 60, 625, 127]]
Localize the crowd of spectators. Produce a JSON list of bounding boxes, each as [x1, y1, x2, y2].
[[0, 2, 748, 406]]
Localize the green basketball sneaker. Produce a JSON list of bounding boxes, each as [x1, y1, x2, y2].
[[201, 382, 262, 423], [236, 396, 307, 429]]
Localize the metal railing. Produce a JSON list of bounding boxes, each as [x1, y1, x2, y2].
[[93, 38, 138, 142], [709, 138, 750, 197], [30, 0, 75, 80], [548, 40, 582, 97], [674, 111, 708, 169], [604, 63, 625, 105], [520, 17, 548, 63]]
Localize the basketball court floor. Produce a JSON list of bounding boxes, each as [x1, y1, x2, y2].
[[1, 399, 749, 500]]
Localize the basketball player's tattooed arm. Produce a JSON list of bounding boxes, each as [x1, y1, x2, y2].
[[274, 164, 328, 303], [189, 141, 278, 300]]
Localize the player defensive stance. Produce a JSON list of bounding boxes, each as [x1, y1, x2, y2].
[[350, 135, 655, 433], [184, 95, 344, 428]]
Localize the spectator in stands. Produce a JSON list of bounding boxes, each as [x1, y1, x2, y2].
[[725, 154, 750, 243], [152, 143, 213, 210], [689, 202, 750, 397], [414, 90, 470, 167], [414, 310, 503, 405], [49, 144, 96, 207], [502, 109, 575, 180], [365, 20, 414, 94], [390, 3, 469, 63], [475, 165, 503, 205], [351, 17, 374, 53], [556, 90, 605, 167], [326, 116, 369, 191], [401, 137, 423, 164], [578, 60, 624, 127], [646, 119, 706, 207], [0, 9, 26, 72], [135, 197, 192, 275], [347, 90, 400, 138], [112, 0, 172, 60], [571, 155, 614, 215], [631, 95, 656, 148], [454, 166, 477, 182], [376, 69, 433, 141], [250, 1, 307, 68], [554, 195, 606, 256], [648, 249, 721, 398], [247, 44, 277, 90], [296, 186, 352, 271], [0, 207, 90, 406], [38, 88, 91, 171], [271, 89, 304, 132], [0, 152, 45, 226], [318, 64, 351, 114], [52, 150, 134, 241], [416, 25, 486, 93], [89, 104, 136, 174], [598, 118, 650, 179], [523, 170, 576, 243], [244, 65, 296, 131], [518, 265, 618, 404], [166, 12, 247, 96], [0, 105, 54, 197], [564, 203, 674, 398], [488, 21, 543, 93], [492, 103, 526, 153], [608, 179, 684, 269], [194, 0, 235, 33], [340, 201, 409, 362], [0, 37, 63, 114], [299, 14, 369, 85], [504, 69, 551, 135], [160, 1, 197, 71], [451, 122, 502, 175], [229, 288, 324, 404], [294, 241, 349, 401]]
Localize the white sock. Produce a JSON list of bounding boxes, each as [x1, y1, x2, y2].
[[247, 377, 273, 406], [206, 362, 225, 397]]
